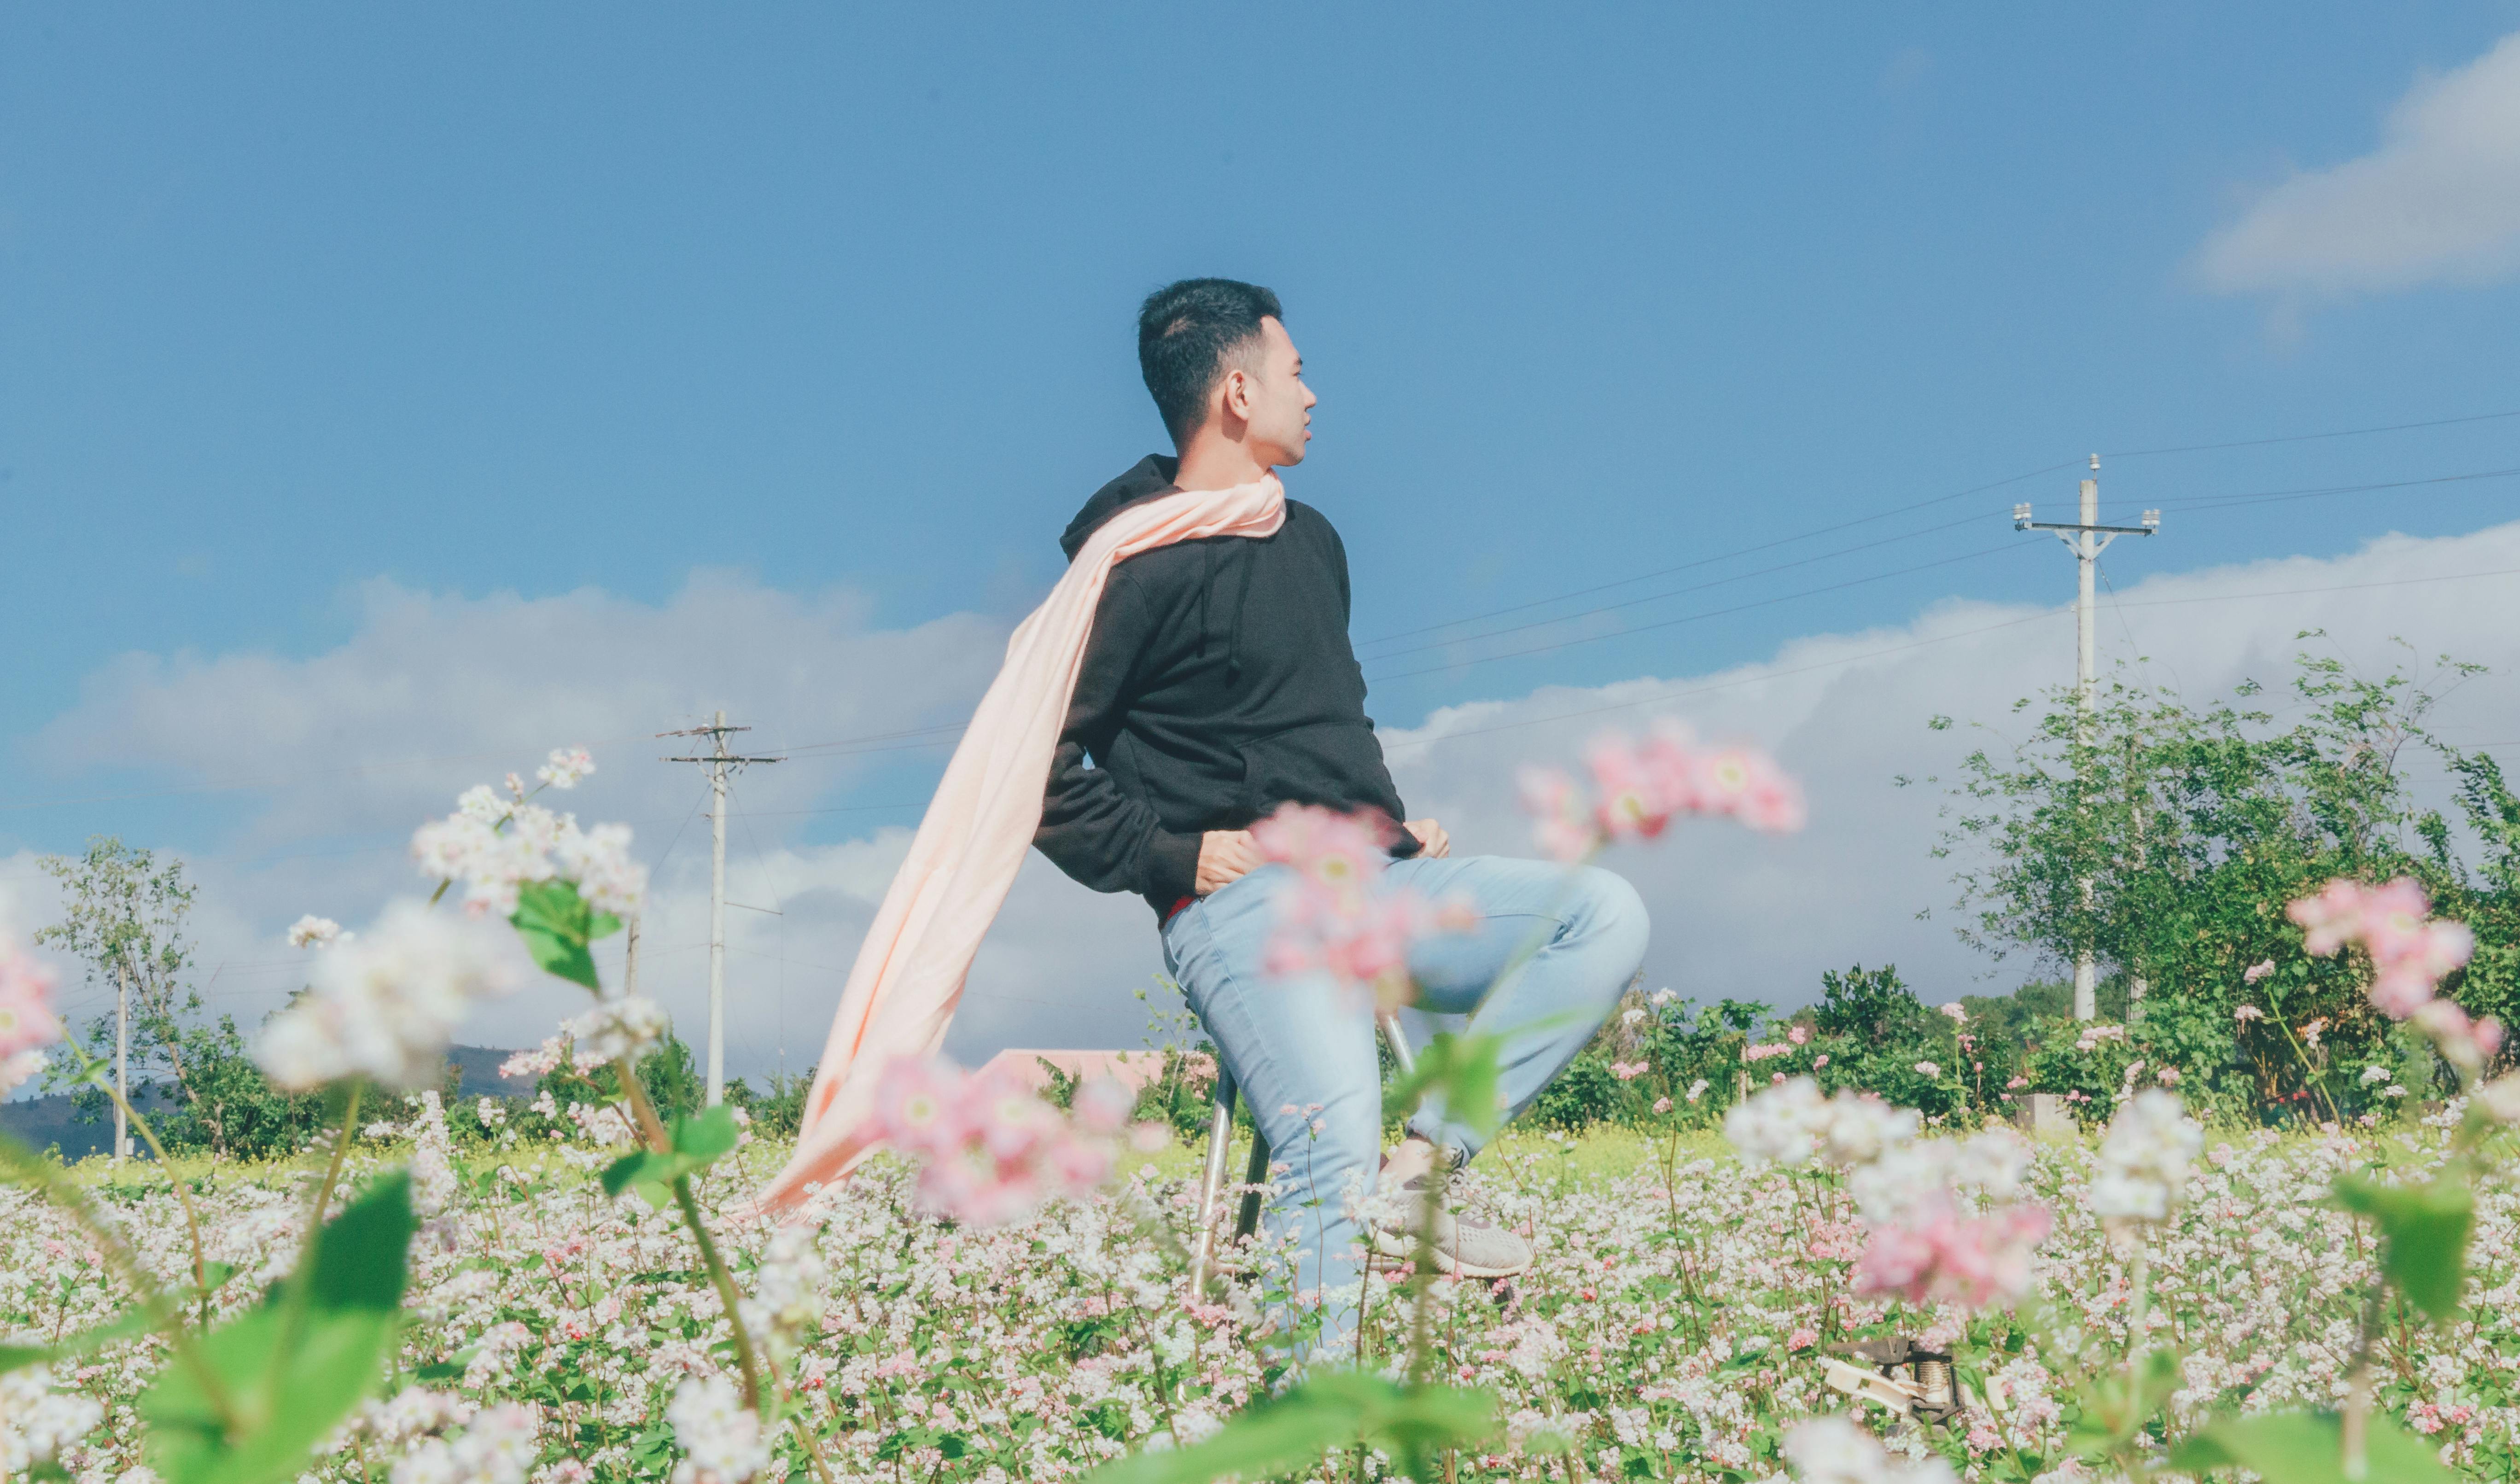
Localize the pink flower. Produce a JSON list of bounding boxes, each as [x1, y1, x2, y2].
[[2299, 1018, 2326, 1047], [2234, 1005, 2264, 1023], [1855, 1195, 2053, 1309], [1693, 744, 1807, 834], [1786, 1327, 1819, 1351], [1610, 1060, 1649, 1081], [1786, 1025, 1809, 1046], [1250, 803, 1394, 900], [0, 936, 61, 1059], [1518, 766, 1598, 864], [1813, 1054, 1830, 1069], [1937, 1001, 1968, 1024], [873, 1055, 1126, 1227], [1651, 1096, 1674, 1114], [1586, 734, 1675, 841], [2243, 959, 2275, 984], [1743, 1042, 1793, 1063]]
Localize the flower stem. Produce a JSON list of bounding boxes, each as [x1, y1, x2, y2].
[[672, 1172, 766, 1413], [2341, 1286, 2384, 1481], [67, 1043, 212, 1326]]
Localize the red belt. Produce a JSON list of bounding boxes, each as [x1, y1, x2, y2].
[[1165, 895, 1194, 924]]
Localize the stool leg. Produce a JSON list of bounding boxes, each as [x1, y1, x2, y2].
[[1187, 1066, 1238, 1302], [1233, 1126, 1271, 1239], [1377, 1011, 1416, 1075]]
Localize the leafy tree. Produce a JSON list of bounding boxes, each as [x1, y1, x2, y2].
[[36, 838, 323, 1158], [1927, 643, 2517, 1121]]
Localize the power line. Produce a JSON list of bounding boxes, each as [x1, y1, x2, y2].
[[2103, 406, 2520, 459], [1365, 540, 2031, 683], [1379, 560, 2520, 754]]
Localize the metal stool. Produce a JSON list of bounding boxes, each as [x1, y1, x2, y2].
[[1187, 1012, 1416, 1300]]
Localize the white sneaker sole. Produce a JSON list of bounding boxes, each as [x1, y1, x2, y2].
[[1365, 1223, 1532, 1280]]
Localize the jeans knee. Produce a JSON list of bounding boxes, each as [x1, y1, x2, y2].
[[1573, 865, 1650, 970]]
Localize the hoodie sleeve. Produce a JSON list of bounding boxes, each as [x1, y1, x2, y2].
[[1034, 573, 1204, 904]]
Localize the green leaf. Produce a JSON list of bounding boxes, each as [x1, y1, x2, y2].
[[2335, 1173, 2473, 1325], [2170, 1410, 2457, 1484], [136, 1173, 415, 1484], [510, 879, 604, 991], [0, 1305, 157, 1374], [600, 1107, 741, 1206], [1081, 1373, 1494, 1484]]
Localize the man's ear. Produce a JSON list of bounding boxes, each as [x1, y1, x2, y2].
[[1216, 364, 1252, 425]]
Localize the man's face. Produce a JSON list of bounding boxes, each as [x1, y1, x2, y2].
[[1237, 316, 1315, 467]]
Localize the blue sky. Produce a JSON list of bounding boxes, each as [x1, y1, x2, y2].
[[5, 6, 2520, 1066]]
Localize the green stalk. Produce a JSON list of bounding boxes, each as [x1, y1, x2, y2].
[[64, 1042, 212, 1325], [612, 1054, 764, 1413]]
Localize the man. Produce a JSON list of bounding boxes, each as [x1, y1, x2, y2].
[[1035, 278, 1647, 1342]]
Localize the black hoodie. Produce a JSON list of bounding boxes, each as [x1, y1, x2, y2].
[[1034, 455, 1417, 917]]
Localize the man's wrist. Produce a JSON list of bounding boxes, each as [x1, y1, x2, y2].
[[1145, 829, 1202, 904]]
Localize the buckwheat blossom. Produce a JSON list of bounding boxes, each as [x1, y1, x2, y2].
[[1937, 1001, 1967, 1023], [1779, 1414, 1958, 1484], [1727, 1078, 1917, 1171], [871, 1056, 1121, 1227], [411, 760, 647, 920], [1913, 1061, 1940, 1078], [567, 995, 670, 1064], [256, 901, 523, 1091], [2234, 1004, 2264, 1023], [1685, 1077, 1709, 1103], [2088, 1088, 2204, 1227], [536, 746, 595, 790], [2243, 958, 2275, 983], [0, 1365, 105, 1474], [2288, 876, 2475, 1020], [388, 1402, 537, 1484], [1251, 803, 1476, 1012], [1855, 1195, 2053, 1310], [288, 914, 346, 949], [742, 1224, 830, 1359], [0, 930, 60, 1059], [1611, 1060, 1649, 1081], [1518, 766, 1598, 864], [666, 1375, 769, 1484]]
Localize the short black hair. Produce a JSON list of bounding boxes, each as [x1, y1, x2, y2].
[[1137, 278, 1283, 445]]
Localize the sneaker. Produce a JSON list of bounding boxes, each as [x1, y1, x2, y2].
[[1368, 1175, 1534, 1278]]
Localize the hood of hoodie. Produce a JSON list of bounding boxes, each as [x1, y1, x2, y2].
[[1058, 455, 1180, 561]]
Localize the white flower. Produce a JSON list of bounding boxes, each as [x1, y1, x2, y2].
[[288, 915, 346, 949], [256, 902, 523, 1092], [409, 1092, 459, 1218], [1781, 1414, 1957, 1484], [2088, 1088, 2203, 1226], [388, 1402, 537, 1484], [1914, 1061, 1941, 1078], [568, 996, 669, 1064], [553, 821, 647, 917], [2360, 1064, 2391, 1085], [1850, 1128, 2028, 1225], [0, 1365, 105, 1470], [742, 1225, 830, 1357], [667, 1375, 768, 1484], [1648, 987, 1678, 1009], [1620, 1007, 1647, 1027], [1818, 1091, 1919, 1167], [0, 1049, 45, 1098], [2382, 1084, 2409, 1098], [413, 779, 646, 921], [537, 747, 595, 790], [1684, 1077, 1709, 1103], [1725, 1076, 1828, 1168], [1937, 1001, 1967, 1023], [455, 784, 511, 827]]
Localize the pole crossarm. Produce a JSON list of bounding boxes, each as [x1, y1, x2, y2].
[[2016, 519, 2158, 537]]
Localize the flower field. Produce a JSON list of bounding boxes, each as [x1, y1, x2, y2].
[[6, 1099, 2515, 1483]]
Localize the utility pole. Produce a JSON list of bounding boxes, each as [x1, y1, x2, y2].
[[114, 958, 129, 1164], [664, 711, 782, 1104], [2015, 456, 2159, 1021]]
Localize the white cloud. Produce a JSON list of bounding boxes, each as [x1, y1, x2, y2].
[[2199, 31, 2520, 295], [13, 526, 2520, 1085]]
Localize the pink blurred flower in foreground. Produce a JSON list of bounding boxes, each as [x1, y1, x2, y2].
[[1517, 724, 1804, 862], [2288, 878, 2481, 1071], [1252, 803, 1476, 1012], [871, 1056, 1137, 1227], [0, 933, 62, 1060], [1855, 1194, 2052, 1310]]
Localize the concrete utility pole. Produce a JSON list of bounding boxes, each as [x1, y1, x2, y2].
[[664, 712, 782, 1104], [2015, 456, 2159, 1021], [114, 958, 129, 1163]]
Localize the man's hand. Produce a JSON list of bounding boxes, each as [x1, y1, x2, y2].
[[1403, 818, 1451, 859], [1196, 830, 1264, 896]]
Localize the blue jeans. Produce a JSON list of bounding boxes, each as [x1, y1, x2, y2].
[[1160, 854, 1648, 1350]]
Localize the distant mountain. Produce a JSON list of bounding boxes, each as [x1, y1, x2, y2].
[[0, 1045, 537, 1162]]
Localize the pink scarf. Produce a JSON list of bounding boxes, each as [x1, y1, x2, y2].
[[756, 475, 1287, 1213]]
